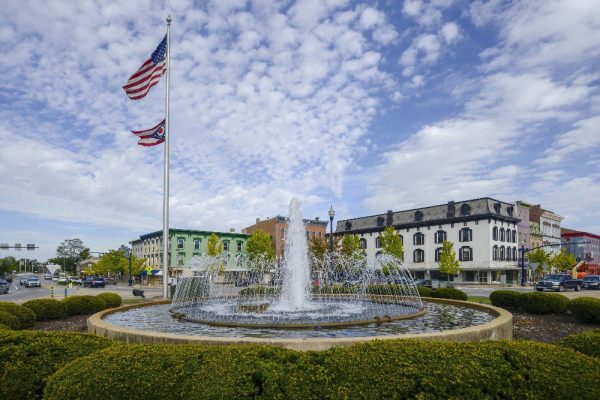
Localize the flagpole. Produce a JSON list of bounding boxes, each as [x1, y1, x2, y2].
[[162, 15, 171, 299]]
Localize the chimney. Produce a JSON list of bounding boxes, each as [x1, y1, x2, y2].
[[256, 217, 260, 223], [315, 217, 319, 222], [386, 210, 393, 226], [230, 228, 235, 233]]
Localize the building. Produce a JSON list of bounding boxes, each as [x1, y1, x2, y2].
[[242, 216, 328, 262], [514, 201, 532, 250], [130, 229, 250, 273], [335, 198, 521, 284], [529, 205, 564, 255], [561, 228, 600, 275]]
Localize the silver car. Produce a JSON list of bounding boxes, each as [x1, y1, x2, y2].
[[0, 279, 9, 294], [24, 277, 41, 288]]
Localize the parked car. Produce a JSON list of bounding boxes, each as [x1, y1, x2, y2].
[[57, 276, 68, 285], [0, 279, 9, 294], [104, 277, 117, 285], [90, 277, 106, 288], [44, 273, 52, 280], [414, 279, 432, 288], [82, 277, 95, 287], [24, 277, 41, 288], [68, 276, 82, 285], [581, 275, 600, 290], [535, 274, 582, 292], [19, 275, 36, 285]]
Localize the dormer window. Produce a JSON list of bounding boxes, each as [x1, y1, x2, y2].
[[415, 211, 423, 222], [494, 202, 501, 214], [345, 221, 352, 231], [460, 204, 471, 216], [507, 206, 514, 217], [376, 216, 385, 227]]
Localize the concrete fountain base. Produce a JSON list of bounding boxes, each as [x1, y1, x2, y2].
[[88, 298, 512, 351]]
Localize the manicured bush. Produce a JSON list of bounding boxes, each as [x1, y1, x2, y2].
[[559, 329, 600, 358], [431, 287, 468, 301], [0, 323, 10, 330], [0, 302, 36, 329], [568, 297, 600, 323], [97, 292, 123, 308], [416, 285, 434, 297], [490, 290, 522, 309], [0, 329, 116, 399], [43, 340, 600, 400], [61, 295, 107, 315], [22, 299, 67, 321], [519, 292, 568, 314], [0, 311, 20, 330]]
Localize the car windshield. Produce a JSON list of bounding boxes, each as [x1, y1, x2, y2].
[[583, 276, 599, 281]]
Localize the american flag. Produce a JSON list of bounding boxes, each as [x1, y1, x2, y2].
[[122, 35, 167, 100], [131, 119, 166, 146]]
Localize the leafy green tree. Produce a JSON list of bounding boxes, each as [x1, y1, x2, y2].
[[52, 239, 89, 274], [527, 248, 551, 276], [380, 226, 404, 261], [246, 230, 275, 262], [549, 250, 577, 273], [341, 234, 364, 258], [0, 256, 19, 276], [308, 236, 328, 260], [438, 240, 461, 281], [207, 234, 223, 256]]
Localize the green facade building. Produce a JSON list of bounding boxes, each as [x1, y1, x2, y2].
[[130, 229, 250, 272]]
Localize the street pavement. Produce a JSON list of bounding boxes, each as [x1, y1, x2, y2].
[[455, 285, 600, 299]]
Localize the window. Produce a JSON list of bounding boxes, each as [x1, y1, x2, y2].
[[306, 231, 309, 240], [193, 239, 200, 250], [177, 253, 184, 266], [499, 228, 505, 242], [513, 247, 517, 261], [493, 226, 498, 240], [460, 204, 471, 216], [413, 249, 425, 263], [459, 246, 473, 261], [494, 202, 501, 214], [413, 232, 425, 246], [177, 238, 184, 249], [414, 211, 424, 222], [375, 237, 382, 248], [507, 206, 514, 217], [345, 221, 352, 230], [434, 230, 446, 244], [359, 238, 367, 249], [376, 216, 385, 227], [399, 234, 404, 244], [318, 232, 322, 238], [512, 230, 517, 243], [312, 231, 316, 239], [500, 246, 505, 261], [435, 247, 443, 262], [237, 241, 243, 252], [459, 228, 472, 242], [493, 245, 498, 261], [223, 240, 229, 251], [506, 248, 512, 261], [281, 228, 285, 240]]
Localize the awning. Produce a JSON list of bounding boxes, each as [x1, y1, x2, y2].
[[140, 269, 162, 276]]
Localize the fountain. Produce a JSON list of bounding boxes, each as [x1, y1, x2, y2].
[[92, 199, 512, 350]]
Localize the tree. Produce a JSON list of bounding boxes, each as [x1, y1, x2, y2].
[[53, 239, 89, 274], [341, 234, 364, 258], [527, 248, 551, 276], [0, 256, 18, 276], [549, 250, 577, 273], [438, 240, 461, 281], [207, 234, 223, 256], [308, 236, 328, 260], [246, 230, 275, 262], [380, 226, 404, 261]]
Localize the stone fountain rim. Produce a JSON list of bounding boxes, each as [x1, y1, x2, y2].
[[88, 297, 512, 351]]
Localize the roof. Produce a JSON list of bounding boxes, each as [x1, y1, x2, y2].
[[336, 197, 520, 233], [133, 229, 250, 242], [561, 228, 600, 241]]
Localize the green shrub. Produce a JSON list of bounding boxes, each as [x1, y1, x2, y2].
[[568, 297, 600, 323], [431, 287, 468, 301], [0, 329, 116, 399], [61, 295, 107, 315], [519, 292, 568, 314], [22, 299, 67, 321], [0, 323, 10, 330], [96, 292, 123, 308], [0, 302, 36, 329], [317, 284, 358, 294], [43, 340, 600, 400], [416, 285, 434, 297], [239, 286, 280, 296], [0, 311, 20, 330], [559, 329, 600, 358], [490, 290, 522, 309]]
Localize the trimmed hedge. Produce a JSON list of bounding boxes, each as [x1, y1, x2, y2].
[[61, 295, 107, 315], [559, 329, 600, 359], [519, 292, 568, 314], [97, 292, 123, 308], [416, 285, 434, 297], [0, 311, 20, 330], [490, 290, 522, 309], [44, 340, 600, 400], [22, 299, 67, 321], [0, 330, 116, 399], [431, 287, 468, 301], [568, 297, 600, 323], [0, 302, 36, 329], [0, 323, 10, 330]]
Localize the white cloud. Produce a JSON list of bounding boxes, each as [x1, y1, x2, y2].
[[440, 22, 459, 44]]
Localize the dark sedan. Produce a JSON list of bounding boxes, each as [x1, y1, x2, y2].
[[90, 278, 106, 288], [582, 275, 600, 290]]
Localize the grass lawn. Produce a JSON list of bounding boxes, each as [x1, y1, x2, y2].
[[467, 296, 491, 304]]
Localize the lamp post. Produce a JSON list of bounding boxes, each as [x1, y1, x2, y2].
[[328, 206, 335, 273], [123, 247, 133, 287]]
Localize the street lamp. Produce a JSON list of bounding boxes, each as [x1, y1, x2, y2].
[[328, 206, 335, 273], [122, 247, 134, 287]]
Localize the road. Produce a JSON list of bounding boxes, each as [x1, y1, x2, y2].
[[455, 285, 600, 299]]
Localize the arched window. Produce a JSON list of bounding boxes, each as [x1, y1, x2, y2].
[[494, 202, 501, 214], [413, 232, 425, 246], [493, 226, 498, 241], [459, 227, 472, 242], [375, 237, 382, 248], [512, 230, 517, 243], [413, 249, 425, 263], [345, 221, 352, 230], [459, 246, 473, 261], [434, 230, 446, 244], [435, 247, 443, 262], [223, 240, 230, 251], [376, 216, 385, 227], [506, 248, 512, 261], [493, 245, 498, 261], [513, 247, 517, 261], [499, 246, 505, 261], [499, 228, 505, 242], [415, 211, 423, 222], [460, 204, 471, 216], [399, 234, 404, 244], [359, 238, 367, 249]]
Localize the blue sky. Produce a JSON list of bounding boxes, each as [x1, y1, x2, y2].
[[0, 0, 599, 261]]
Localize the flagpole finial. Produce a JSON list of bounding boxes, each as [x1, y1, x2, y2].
[[166, 15, 172, 24]]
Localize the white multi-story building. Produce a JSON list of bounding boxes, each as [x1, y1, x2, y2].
[[335, 198, 521, 284]]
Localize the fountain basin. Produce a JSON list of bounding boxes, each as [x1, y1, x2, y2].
[[88, 298, 512, 351]]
